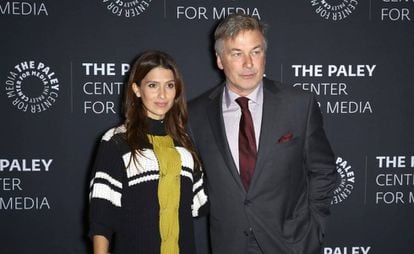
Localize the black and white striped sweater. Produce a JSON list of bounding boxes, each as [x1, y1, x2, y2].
[[89, 119, 208, 254]]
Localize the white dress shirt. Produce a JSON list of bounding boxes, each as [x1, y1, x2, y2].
[[222, 83, 264, 172]]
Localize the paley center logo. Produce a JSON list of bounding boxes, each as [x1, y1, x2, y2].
[[4, 61, 60, 113], [0, 1, 48, 16], [310, 0, 358, 21], [331, 156, 355, 205], [100, 0, 153, 18]]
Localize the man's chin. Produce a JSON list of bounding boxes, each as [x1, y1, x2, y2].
[[231, 84, 260, 95], [239, 80, 261, 90]]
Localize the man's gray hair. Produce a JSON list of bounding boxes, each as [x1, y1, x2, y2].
[[214, 14, 267, 54]]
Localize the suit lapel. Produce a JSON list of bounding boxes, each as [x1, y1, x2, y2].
[[249, 79, 286, 191], [207, 84, 246, 192]]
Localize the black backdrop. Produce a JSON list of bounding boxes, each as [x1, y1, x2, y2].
[[1, 1, 413, 253]]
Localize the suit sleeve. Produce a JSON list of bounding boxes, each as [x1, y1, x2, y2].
[[304, 95, 337, 222], [88, 136, 125, 242]]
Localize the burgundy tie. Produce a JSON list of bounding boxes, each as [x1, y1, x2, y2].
[[236, 97, 257, 190]]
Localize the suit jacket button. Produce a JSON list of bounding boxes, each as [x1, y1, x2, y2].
[[243, 230, 249, 236], [244, 199, 251, 206]]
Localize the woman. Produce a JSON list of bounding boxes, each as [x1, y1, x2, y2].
[[88, 51, 208, 254]]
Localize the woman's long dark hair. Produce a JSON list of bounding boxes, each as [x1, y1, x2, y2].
[[124, 50, 200, 171]]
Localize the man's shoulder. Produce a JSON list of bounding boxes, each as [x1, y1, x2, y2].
[[189, 83, 223, 108]]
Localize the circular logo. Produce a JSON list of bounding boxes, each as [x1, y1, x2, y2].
[[4, 61, 59, 113], [101, 0, 153, 18], [331, 156, 355, 205], [310, 0, 359, 21]]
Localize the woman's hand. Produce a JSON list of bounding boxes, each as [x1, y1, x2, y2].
[[93, 235, 109, 254]]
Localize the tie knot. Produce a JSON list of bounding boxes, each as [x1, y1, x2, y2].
[[236, 97, 249, 110]]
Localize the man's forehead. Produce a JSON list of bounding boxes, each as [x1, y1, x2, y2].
[[229, 29, 262, 38], [224, 30, 264, 44]]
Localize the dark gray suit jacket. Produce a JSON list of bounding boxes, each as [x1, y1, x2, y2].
[[188, 78, 337, 254]]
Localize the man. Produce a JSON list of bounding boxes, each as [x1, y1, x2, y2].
[[189, 14, 337, 254]]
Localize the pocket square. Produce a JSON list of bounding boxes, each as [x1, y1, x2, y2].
[[278, 132, 294, 143]]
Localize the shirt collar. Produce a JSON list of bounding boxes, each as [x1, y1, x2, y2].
[[223, 81, 263, 108]]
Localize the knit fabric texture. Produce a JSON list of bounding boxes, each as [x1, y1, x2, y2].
[[149, 135, 181, 254], [88, 120, 208, 253]]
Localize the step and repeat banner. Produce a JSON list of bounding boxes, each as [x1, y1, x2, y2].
[[1, 0, 413, 253]]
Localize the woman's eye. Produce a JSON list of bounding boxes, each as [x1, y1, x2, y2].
[[148, 83, 156, 88], [167, 83, 175, 89]]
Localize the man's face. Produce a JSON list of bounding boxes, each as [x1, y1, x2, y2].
[[216, 30, 266, 96]]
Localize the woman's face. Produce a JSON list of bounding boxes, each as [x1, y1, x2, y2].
[[133, 67, 176, 120]]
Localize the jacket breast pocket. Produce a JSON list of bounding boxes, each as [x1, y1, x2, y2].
[[274, 136, 301, 151]]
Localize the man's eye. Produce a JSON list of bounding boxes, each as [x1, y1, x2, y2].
[[231, 52, 241, 57], [251, 49, 262, 56]]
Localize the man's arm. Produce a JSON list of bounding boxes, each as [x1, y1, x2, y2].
[[304, 96, 337, 219]]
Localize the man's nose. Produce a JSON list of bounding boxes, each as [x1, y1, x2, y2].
[[243, 54, 253, 68]]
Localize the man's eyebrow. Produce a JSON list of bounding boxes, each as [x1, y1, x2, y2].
[[252, 45, 263, 50]]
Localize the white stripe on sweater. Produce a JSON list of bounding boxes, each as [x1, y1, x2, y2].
[[102, 125, 126, 141], [176, 147, 194, 170], [129, 174, 159, 187], [192, 188, 208, 217], [91, 183, 122, 207], [123, 149, 159, 178], [193, 174, 203, 192], [94, 171, 123, 189], [181, 170, 193, 182]]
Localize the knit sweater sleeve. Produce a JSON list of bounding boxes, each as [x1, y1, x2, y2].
[[88, 130, 125, 242], [192, 168, 208, 218]]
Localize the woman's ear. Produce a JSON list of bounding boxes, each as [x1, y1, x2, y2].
[[132, 82, 140, 97]]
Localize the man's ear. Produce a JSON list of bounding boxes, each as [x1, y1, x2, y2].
[[132, 82, 140, 97], [216, 53, 224, 70]]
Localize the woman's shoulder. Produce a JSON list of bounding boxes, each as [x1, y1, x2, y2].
[[101, 124, 126, 142], [98, 124, 130, 155]]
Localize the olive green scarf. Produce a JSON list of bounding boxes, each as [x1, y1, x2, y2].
[[148, 134, 181, 254]]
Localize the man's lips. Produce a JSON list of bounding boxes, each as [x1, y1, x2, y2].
[[240, 73, 256, 79]]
